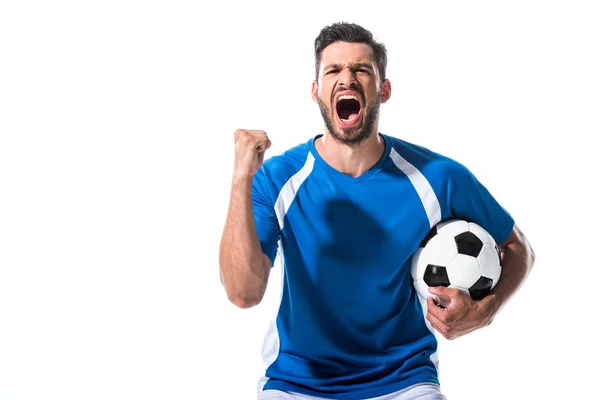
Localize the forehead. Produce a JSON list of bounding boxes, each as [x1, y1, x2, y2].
[[320, 41, 376, 68]]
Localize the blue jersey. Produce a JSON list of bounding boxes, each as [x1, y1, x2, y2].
[[252, 133, 514, 399]]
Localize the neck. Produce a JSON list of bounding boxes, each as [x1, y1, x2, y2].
[[315, 129, 385, 178]]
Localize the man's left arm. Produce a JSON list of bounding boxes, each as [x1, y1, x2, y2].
[[426, 224, 535, 340]]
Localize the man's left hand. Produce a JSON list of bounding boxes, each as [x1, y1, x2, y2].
[[426, 286, 498, 340]]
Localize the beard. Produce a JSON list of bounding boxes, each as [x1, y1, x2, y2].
[[317, 90, 382, 146]]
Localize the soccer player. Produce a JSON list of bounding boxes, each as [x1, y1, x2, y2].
[[219, 22, 535, 400]]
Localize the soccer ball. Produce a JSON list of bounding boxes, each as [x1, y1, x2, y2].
[[411, 219, 502, 302]]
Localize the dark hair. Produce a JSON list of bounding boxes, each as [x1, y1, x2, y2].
[[314, 22, 388, 83]]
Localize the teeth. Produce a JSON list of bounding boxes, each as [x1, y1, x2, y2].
[[340, 115, 359, 123], [338, 95, 359, 102]]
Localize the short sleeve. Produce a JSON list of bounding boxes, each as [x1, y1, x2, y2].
[[448, 162, 515, 245], [252, 167, 281, 267]]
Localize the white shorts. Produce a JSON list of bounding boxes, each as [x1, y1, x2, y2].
[[258, 382, 447, 400]]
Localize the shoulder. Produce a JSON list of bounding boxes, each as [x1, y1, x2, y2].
[[253, 138, 314, 201], [259, 139, 313, 182], [384, 134, 468, 177]]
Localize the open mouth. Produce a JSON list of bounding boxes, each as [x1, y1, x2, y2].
[[335, 94, 362, 126]]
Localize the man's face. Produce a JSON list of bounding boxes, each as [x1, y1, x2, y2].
[[312, 41, 391, 145]]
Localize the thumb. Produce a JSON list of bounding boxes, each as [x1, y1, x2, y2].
[[428, 285, 453, 297], [428, 286, 453, 308], [256, 138, 272, 152]]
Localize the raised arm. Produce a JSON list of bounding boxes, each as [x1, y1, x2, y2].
[[219, 129, 273, 309]]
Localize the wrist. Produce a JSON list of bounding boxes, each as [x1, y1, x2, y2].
[[232, 173, 254, 187]]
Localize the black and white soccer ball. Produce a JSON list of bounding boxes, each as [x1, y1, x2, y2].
[[411, 219, 502, 302]]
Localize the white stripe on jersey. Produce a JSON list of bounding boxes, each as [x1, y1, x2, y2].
[[389, 147, 442, 373], [274, 152, 315, 230], [389, 148, 442, 229]]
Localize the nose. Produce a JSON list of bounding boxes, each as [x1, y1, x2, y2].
[[338, 66, 358, 87]]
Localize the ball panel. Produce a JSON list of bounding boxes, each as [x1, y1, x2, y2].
[[455, 231, 483, 257], [467, 222, 496, 246], [423, 264, 451, 287], [413, 279, 431, 301], [436, 219, 470, 237], [410, 247, 424, 281], [445, 254, 481, 289], [491, 267, 502, 289], [478, 244, 501, 278], [420, 233, 458, 266], [469, 276, 493, 300], [449, 285, 471, 299], [419, 226, 438, 248]]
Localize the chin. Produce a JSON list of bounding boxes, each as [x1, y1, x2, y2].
[[331, 123, 371, 145]]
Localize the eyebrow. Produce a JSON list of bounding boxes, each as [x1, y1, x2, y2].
[[324, 63, 374, 72]]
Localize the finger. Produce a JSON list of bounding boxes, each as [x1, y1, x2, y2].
[[234, 134, 270, 155], [242, 129, 267, 135], [427, 296, 447, 321], [255, 138, 271, 152], [428, 285, 457, 297], [426, 310, 449, 338], [234, 129, 268, 139], [428, 286, 462, 306]]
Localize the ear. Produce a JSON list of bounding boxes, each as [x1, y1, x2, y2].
[[381, 79, 392, 103], [311, 80, 319, 103]]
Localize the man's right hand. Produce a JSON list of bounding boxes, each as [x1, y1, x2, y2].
[[220, 129, 273, 308], [233, 129, 271, 181]]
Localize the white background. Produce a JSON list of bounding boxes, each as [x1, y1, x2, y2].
[[1, 1, 598, 399]]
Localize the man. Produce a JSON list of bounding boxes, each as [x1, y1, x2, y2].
[[219, 22, 535, 400]]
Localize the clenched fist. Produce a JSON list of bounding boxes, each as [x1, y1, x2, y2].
[[233, 129, 272, 181]]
